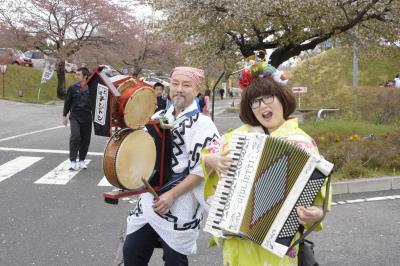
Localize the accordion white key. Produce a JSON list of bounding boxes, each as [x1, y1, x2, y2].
[[204, 132, 334, 257]]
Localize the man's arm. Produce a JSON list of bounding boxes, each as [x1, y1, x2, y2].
[[63, 87, 72, 117], [62, 87, 72, 125], [152, 174, 202, 214]]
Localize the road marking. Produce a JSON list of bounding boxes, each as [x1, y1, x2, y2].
[[34, 159, 92, 185], [332, 195, 400, 206], [98, 176, 112, 187], [0, 156, 43, 183], [0, 147, 103, 156], [0, 126, 65, 143]]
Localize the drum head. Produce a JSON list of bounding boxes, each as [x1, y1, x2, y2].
[[124, 88, 156, 129], [115, 130, 156, 189]]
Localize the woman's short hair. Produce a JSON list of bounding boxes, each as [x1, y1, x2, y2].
[[240, 77, 296, 126]]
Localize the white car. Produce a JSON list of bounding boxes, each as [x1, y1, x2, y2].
[[140, 77, 169, 87], [24, 50, 77, 73], [24, 50, 46, 68]]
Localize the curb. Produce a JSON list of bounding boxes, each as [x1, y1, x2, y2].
[[333, 176, 400, 195]]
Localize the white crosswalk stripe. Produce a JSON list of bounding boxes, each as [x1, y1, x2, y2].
[[97, 176, 112, 187], [34, 159, 92, 185], [0, 156, 43, 183]]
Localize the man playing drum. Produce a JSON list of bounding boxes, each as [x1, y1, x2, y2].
[[123, 67, 220, 266]]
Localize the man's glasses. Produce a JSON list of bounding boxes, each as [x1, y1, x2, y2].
[[250, 95, 274, 109]]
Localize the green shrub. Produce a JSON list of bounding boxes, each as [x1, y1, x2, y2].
[[308, 128, 400, 180]]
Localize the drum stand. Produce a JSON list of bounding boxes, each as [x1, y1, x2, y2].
[[103, 170, 162, 205], [104, 189, 144, 205]]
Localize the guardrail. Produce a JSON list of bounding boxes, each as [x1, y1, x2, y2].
[[317, 109, 340, 120]]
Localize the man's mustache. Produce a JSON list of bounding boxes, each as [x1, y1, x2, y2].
[[172, 93, 184, 97]]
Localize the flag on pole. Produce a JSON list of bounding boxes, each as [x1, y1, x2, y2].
[[40, 60, 55, 84]]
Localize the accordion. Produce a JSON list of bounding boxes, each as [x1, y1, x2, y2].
[[204, 133, 334, 257]]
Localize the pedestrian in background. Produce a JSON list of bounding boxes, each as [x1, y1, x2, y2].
[[62, 67, 92, 170], [153, 82, 167, 112], [195, 92, 203, 112], [219, 87, 225, 100], [202, 88, 211, 116]]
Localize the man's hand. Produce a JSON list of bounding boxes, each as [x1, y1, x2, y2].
[[152, 191, 176, 215], [296, 206, 323, 225], [62, 116, 68, 126]]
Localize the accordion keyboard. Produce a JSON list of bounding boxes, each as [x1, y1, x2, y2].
[[204, 135, 246, 237]]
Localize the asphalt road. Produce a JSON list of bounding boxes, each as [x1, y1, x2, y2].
[[0, 99, 399, 266]]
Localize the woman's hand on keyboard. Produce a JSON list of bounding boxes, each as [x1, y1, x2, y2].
[[204, 149, 233, 176]]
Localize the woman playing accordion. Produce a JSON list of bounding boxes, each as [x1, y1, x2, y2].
[[201, 68, 331, 266]]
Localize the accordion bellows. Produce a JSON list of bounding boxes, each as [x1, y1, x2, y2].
[[204, 133, 334, 257]]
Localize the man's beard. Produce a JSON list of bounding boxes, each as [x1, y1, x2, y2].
[[171, 95, 186, 110]]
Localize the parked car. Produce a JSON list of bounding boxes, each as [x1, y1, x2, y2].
[[0, 48, 32, 67], [24, 50, 77, 73], [24, 50, 47, 68], [140, 76, 169, 87], [155, 76, 171, 83]]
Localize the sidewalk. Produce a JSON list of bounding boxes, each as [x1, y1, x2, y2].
[[333, 175, 400, 195]]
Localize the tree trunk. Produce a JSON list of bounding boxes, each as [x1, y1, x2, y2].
[[56, 60, 66, 99], [131, 59, 142, 77]]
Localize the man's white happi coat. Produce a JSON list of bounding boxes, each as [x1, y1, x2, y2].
[[126, 100, 219, 255]]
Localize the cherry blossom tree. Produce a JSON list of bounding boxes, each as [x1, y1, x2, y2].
[[1, 0, 129, 99], [142, 0, 400, 68]]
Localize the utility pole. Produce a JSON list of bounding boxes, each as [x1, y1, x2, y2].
[[353, 44, 359, 94], [211, 71, 225, 121]]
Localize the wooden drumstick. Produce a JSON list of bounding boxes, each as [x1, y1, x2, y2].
[[141, 177, 159, 200]]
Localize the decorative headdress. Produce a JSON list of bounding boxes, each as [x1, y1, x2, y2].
[[237, 50, 288, 89]]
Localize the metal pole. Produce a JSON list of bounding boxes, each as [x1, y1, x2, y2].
[[353, 44, 359, 93], [211, 71, 225, 121], [37, 86, 42, 102], [298, 93, 301, 109], [2, 73, 4, 97]]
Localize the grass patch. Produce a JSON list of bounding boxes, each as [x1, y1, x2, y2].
[[0, 64, 74, 103], [288, 46, 400, 180], [287, 46, 400, 111], [302, 119, 398, 137], [300, 120, 399, 181]]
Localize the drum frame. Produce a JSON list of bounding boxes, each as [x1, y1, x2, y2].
[[103, 120, 171, 204], [111, 79, 156, 130]]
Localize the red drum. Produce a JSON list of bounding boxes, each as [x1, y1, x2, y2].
[[112, 78, 156, 129]]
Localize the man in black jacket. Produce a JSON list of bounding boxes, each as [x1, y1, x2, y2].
[[154, 82, 166, 112], [62, 67, 92, 170]]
